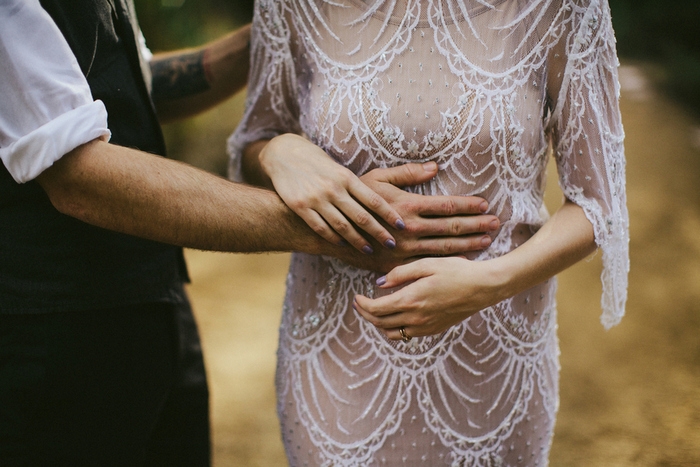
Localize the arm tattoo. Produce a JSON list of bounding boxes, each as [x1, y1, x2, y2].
[[150, 50, 210, 103]]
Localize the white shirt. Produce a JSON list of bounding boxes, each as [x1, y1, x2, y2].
[[0, 0, 111, 183]]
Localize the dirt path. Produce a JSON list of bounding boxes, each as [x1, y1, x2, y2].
[[183, 64, 700, 466]]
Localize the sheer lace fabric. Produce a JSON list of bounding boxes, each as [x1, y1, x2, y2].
[[228, 0, 628, 465]]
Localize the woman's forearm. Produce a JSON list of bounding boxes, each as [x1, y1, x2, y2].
[[488, 199, 597, 301], [241, 139, 274, 189], [353, 200, 597, 339]]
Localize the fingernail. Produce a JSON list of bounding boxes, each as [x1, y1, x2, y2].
[[489, 219, 499, 230], [376, 276, 387, 286], [423, 161, 437, 171], [384, 238, 396, 249], [481, 235, 492, 247], [362, 245, 374, 255], [480, 201, 489, 213], [395, 219, 406, 230], [352, 301, 357, 311], [338, 239, 347, 246]]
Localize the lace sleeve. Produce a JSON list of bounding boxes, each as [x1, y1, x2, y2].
[[549, 0, 629, 329], [227, 0, 301, 182]]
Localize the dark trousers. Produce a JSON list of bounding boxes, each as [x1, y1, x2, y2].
[[0, 299, 210, 467]]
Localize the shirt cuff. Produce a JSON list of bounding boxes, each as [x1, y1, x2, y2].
[[0, 100, 111, 184]]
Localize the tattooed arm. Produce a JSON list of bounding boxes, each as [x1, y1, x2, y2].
[[150, 24, 251, 123]]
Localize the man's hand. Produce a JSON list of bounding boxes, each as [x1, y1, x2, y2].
[[245, 134, 499, 262], [360, 162, 500, 259], [353, 200, 598, 339], [315, 162, 500, 273]]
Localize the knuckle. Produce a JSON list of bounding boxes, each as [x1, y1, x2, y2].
[[354, 211, 372, 227], [365, 314, 380, 326], [441, 199, 457, 216], [441, 239, 454, 255], [465, 236, 479, 250], [339, 170, 355, 185], [287, 197, 308, 211], [449, 218, 462, 236], [404, 200, 420, 214], [414, 315, 430, 327], [402, 221, 419, 235], [366, 193, 384, 210], [320, 185, 338, 201], [332, 219, 350, 234], [405, 164, 418, 177], [479, 219, 491, 232], [311, 223, 327, 236]]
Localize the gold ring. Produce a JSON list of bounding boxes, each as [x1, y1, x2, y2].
[[399, 326, 412, 343]]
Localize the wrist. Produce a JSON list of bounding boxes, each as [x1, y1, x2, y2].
[[259, 133, 292, 176], [480, 256, 518, 304]]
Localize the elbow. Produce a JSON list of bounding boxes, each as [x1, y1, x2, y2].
[[38, 172, 89, 220], [34, 143, 97, 222]]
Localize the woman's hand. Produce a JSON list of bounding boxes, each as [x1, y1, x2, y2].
[[353, 200, 598, 340], [257, 134, 405, 253], [353, 257, 507, 339], [247, 133, 500, 256]]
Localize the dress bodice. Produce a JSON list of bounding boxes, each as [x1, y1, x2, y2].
[[227, 2, 628, 465], [229, 0, 628, 327]]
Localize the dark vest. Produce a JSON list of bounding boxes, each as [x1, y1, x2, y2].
[[0, 0, 188, 313]]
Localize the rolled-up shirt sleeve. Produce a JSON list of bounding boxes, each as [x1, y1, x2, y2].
[[0, 0, 110, 183]]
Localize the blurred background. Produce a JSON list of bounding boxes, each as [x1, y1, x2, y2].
[[133, 1, 700, 465]]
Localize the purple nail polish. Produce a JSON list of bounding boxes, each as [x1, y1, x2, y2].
[[376, 276, 387, 286], [395, 219, 406, 230], [384, 238, 396, 249], [362, 245, 374, 255], [338, 239, 347, 246]]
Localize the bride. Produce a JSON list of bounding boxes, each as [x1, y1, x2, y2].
[[229, 0, 628, 465]]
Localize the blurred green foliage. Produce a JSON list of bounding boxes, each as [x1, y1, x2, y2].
[[133, 0, 700, 171], [133, 1, 254, 174], [135, 0, 700, 118], [134, 0, 253, 50], [610, 0, 700, 116]]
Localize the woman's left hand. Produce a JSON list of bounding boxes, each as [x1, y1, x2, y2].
[[353, 200, 599, 341], [353, 256, 507, 340]]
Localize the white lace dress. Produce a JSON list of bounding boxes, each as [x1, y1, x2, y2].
[[228, 1, 628, 465]]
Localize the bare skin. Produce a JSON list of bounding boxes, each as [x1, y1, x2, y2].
[[240, 116, 596, 342], [243, 133, 500, 254], [351, 41, 602, 340], [354, 199, 597, 339], [36, 140, 497, 273], [33, 23, 500, 274], [150, 24, 252, 123]]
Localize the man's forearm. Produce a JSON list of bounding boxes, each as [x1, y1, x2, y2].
[[36, 139, 327, 254], [150, 24, 251, 122], [36, 140, 497, 273]]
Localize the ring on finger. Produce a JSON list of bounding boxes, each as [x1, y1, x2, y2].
[[399, 326, 412, 343]]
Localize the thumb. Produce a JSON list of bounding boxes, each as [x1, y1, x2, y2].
[[370, 161, 438, 188]]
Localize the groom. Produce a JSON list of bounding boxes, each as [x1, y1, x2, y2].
[[0, 1, 498, 466]]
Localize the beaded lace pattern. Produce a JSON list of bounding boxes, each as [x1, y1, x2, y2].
[[228, 1, 628, 465]]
